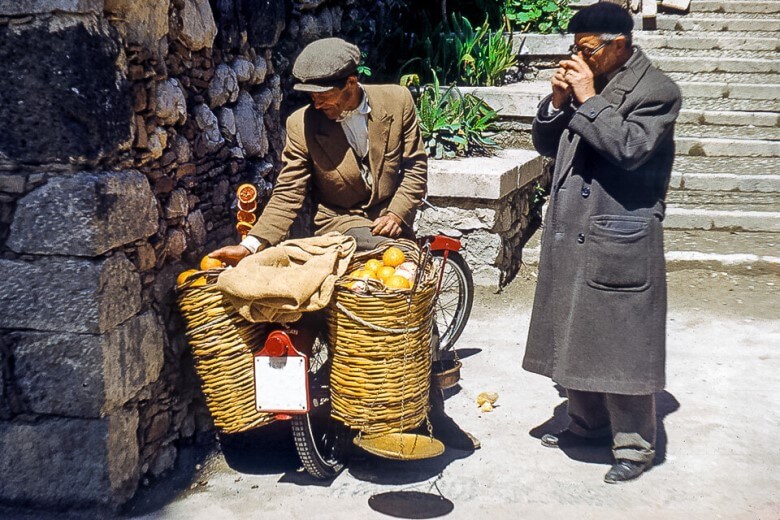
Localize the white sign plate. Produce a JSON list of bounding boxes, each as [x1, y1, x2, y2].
[[254, 355, 309, 413]]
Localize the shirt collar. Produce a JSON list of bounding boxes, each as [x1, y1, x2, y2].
[[337, 84, 371, 121]]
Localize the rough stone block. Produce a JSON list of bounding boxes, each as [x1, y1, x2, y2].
[[178, 0, 217, 51], [7, 170, 158, 256], [105, 0, 170, 49], [11, 312, 164, 417], [0, 0, 102, 15], [153, 79, 187, 126], [0, 411, 139, 508], [235, 91, 268, 157], [0, 18, 132, 165], [0, 254, 141, 334], [245, 0, 285, 48]]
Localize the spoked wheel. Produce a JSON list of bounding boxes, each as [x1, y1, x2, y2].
[[291, 335, 350, 479], [431, 250, 474, 354]]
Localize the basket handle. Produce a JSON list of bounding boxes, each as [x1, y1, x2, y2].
[[335, 302, 423, 334]]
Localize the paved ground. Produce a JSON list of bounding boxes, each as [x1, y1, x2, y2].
[[115, 267, 780, 520], [5, 267, 778, 520]]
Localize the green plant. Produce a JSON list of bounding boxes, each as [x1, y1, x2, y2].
[[460, 21, 517, 86], [410, 72, 499, 160], [504, 0, 572, 34]]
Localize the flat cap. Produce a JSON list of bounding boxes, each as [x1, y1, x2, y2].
[[292, 38, 361, 92], [567, 2, 634, 34]]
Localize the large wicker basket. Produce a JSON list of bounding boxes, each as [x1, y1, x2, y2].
[[326, 240, 438, 437], [177, 270, 274, 434]]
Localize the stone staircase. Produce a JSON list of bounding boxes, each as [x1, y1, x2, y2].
[[476, 0, 780, 272]]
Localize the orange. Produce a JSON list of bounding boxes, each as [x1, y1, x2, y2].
[[384, 274, 411, 290], [376, 265, 396, 282], [200, 255, 224, 270], [176, 269, 199, 286], [350, 269, 372, 280], [189, 276, 207, 287], [382, 246, 406, 267], [364, 258, 383, 273]]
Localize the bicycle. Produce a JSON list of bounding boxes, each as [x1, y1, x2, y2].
[[257, 234, 474, 479]]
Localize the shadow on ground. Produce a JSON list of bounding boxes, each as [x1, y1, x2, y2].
[[529, 384, 681, 466]]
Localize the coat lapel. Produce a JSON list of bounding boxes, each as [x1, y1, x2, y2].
[[366, 88, 393, 199]]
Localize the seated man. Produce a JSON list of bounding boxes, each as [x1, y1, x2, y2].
[[211, 37, 478, 451]]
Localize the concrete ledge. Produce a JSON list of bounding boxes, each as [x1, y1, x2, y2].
[[690, 0, 780, 13], [675, 137, 780, 157], [677, 109, 780, 127], [649, 56, 780, 74], [427, 149, 544, 200], [657, 16, 780, 32], [670, 172, 780, 193], [665, 208, 780, 232]]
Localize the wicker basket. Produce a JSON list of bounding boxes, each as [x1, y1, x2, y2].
[[177, 270, 274, 434], [326, 240, 438, 437]]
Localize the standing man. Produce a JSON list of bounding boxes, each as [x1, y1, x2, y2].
[[212, 38, 479, 451], [522, 3, 681, 483]]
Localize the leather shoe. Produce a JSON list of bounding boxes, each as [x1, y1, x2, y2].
[[541, 429, 611, 449], [604, 459, 651, 484]]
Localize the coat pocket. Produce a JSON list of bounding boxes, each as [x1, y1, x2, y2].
[[585, 215, 651, 292]]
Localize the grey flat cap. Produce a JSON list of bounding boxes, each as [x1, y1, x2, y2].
[[292, 38, 360, 92]]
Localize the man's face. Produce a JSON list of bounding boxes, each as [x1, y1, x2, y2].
[[573, 33, 625, 76], [310, 77, 359, 120]]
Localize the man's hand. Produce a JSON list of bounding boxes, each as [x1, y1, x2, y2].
[[208, 245, 252, 266], [372, 213, 403, 238], [560, 54, 596, 105], [551, 66, 573, 109]]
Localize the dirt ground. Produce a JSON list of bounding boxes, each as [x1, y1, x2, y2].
[[4, 267, 779, 520]]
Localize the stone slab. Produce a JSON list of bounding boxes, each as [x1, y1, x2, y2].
[[690, 0, 780, 13], [427, 149, 543, 200], [670, 172, 780, 193], [656, 16, 780, 33], [0, 253, 141, 334], [650, 56, 780, 74], [677, 81, 780, 101], [0, 18, 132, 165], [457, 82, 549, 119], [635, 33, 780, 52], [7, 170, 159, 256], [0, 411, 139, 508], [11, 312, 164, 417], [0, 0, 102, 15], [511, 33, 570, 56], [677, 109, 780, 127], [665, 207, 780, 232], [675, 137, 780, 158], [104, 0, 169, 49]]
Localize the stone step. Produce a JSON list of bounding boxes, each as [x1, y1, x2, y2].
[[689, 0, 780, 13], [657, 14, 780, 32], [459, 82, 549, 119], [668, 71, 780, 84], [673, 155, 780, 175], [636, 32, 780, 52], [521, 229, 780, 272], [677, 81, 780, 101], [676, 123, 780, 140], [678, 109, 780, 127], [682, 96, 779, 113], [665, 207, 780, 231], [649, 54, 780, 74], [671, 172, 780, 192], [676, 136, 780, 157], [666, 190, 780, 211]]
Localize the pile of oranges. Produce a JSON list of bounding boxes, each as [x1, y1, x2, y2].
[[347, 246, 418, 293], [176, 255, 225, 288]]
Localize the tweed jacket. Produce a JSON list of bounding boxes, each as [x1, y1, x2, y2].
[[522, 48, 682, 394], [248, 84, 427, 246]]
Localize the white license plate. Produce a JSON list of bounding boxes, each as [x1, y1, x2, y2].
[[254, 354, 309, 413]]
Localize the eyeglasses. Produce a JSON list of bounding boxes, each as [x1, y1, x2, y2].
[[569, 41, 612, 58]]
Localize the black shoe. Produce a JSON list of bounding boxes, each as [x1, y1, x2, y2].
[[541, 429, 611, 449], [428, 412, 481, 451], [604, 459, 651, 484]]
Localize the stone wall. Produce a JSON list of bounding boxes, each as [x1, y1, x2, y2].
[[0, 0, 390, 512]]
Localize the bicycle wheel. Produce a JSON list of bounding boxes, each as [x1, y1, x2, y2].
[[431, 250, 474, 353], [291, 336, 350, 479]]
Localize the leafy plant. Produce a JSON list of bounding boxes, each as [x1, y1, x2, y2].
[[504, 0, 572, 34], [460, 21, 517, 86], [410, 72, 499, 160]]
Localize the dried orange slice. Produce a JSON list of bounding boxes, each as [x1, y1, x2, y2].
[[238, 199, 258, 212], [237, 183, 258, 204], [237, 210, 257, 224], [236, 221, 253, 237]]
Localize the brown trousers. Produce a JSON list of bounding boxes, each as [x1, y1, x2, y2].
[[566, 389, 656, 464]]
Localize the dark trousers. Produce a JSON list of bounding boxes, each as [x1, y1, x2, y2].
[[566, 389, 656, 464]]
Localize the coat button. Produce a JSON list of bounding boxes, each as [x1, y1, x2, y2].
[[577, 233, 585, 244], [589, 110, 597, 117], [581, 186, 591, 198]]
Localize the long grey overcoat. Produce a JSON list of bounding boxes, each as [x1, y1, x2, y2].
[[523, 49, 682, 395]]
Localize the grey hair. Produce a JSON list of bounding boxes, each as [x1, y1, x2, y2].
[[601, 32, 632, 47]]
